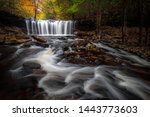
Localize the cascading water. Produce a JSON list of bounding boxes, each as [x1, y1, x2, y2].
[[26, 19, 75, 36], [5, 37, 150, 100], [2, 19, 150, 99]]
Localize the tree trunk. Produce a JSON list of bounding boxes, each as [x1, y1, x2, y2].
[[96, 10, 102, 39], [144, 0, 150, 46], [122, 0, 127, 43], [72, 14, 75, 20], [149, 28, 150, 45], [145, 27, 149, 45], [8, 0, 11, 13], [34, 0, 39, 20], [34, 4, 37, 20], [138, 0, 144, 45]]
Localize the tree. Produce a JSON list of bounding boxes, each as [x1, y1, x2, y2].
[[138, 0, 144, 45], [32, 0, 39, 19], [0, 0, 17, 14], [44, 0, 66, 19], [144, 0, 150, 46], [83, 0, 119, 38], [121, 0, 127, 43], [15, 0, 35, 18], [67, 0, 84, 19], [43, 0, 84, 19]]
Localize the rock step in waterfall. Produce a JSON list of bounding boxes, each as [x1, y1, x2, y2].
[[26, 19, 75, 36]]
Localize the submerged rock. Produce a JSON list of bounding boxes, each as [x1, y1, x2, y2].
[[23, 61, 41, 69]]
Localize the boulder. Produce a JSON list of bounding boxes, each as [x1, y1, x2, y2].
[[74, 31, 95, 36], [0, 34, 5, 43], [31, 36, 47, 43], [34, 41, 49, 48], [0, 26, 31, 45], [23, 61, 41, 69], [5, 39, 31, 44]]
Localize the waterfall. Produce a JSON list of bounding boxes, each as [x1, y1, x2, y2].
[[25, 20, 30, 35], [26, 19, 75, 36]]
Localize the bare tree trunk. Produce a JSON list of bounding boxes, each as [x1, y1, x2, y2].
[[72, 14, 75, 20], [145, 27, 149, 45], [34, 4, 37, 19], [96, 10, 102, 39], [8, 0, 11, 13], [138, 0, 144, 45], [149, 28, 150, 45], [144, 0, 150, 46], [122, 0, 127, 43], [34, 0, 39, 20]]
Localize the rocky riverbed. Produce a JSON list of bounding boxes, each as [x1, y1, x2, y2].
[[0, 25, 150, 100]]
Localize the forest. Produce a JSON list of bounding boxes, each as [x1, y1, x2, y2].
[[0, 0, 150, 100], [0, 0, 150, 46]]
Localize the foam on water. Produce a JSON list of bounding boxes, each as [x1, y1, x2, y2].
[[25, 46, 150, 99], [94, 42, 150, 67], [113, 70, 150, 99], [8, 38, 150, 99]]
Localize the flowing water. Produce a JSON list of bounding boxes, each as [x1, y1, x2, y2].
[[0, 19, 149, 99], [1, 37, 149, 100], [26, 19, 75, 36]]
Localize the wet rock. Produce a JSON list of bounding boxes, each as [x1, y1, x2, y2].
[[0, 46, 17, 61], [31, 36, 47, 43], [23, 74, 45, 81], [48, 86, 85, 100], [5, 73, 46, 100], [23, 61, 41, 69], [32, 69, 47, 75], [71, 39, 88, 47], [42, 79, 66, 90], [19, 41, 34, 48], [16, 77, 38, 90], [74, 31, 95, 36], [0, 34, 5, 43], [0, 26, 31, 45], [34, 41, 49, 48], [5, 39, 31, 45], [31, 91, 47, 100], [0, 46, 17, 54], [79, 93, 102, 100]]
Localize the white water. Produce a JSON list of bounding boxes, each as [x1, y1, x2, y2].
[[8, 38, 150, 99], [26, 19, 75, 36], [94, 42, 150, 67], [25, 47, 149, 99]]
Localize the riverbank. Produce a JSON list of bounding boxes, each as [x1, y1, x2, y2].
[[0, 25, 31, 44], [75, 26, 150, 61], [0, 25, 150, 66]]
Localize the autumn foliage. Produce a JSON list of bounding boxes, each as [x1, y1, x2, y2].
[[0, 0, 45, 19]]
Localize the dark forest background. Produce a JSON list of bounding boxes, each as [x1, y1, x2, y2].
[[0, 0, 150, 46]]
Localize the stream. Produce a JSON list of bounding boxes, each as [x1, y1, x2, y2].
[[0, 37, 149, 100]]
